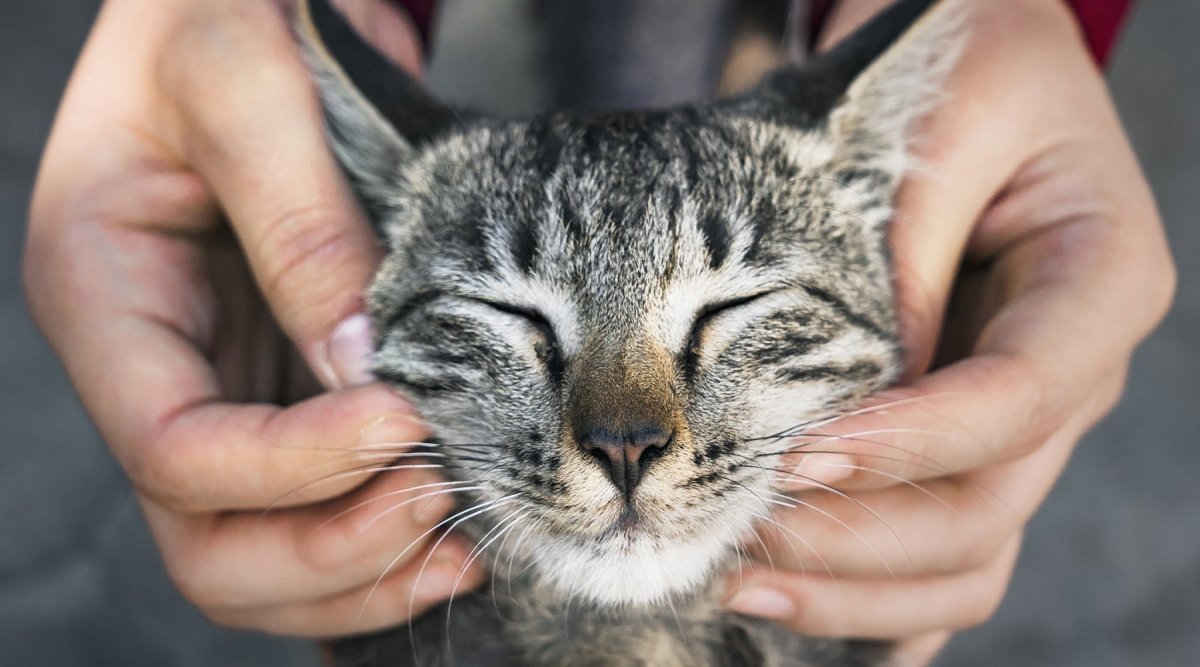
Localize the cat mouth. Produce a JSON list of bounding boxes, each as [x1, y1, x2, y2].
[[609, 505, 641, 534]]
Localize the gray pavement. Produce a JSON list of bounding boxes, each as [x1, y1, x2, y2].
[[1, 2, 1197, 666]]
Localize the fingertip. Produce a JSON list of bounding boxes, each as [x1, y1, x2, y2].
[[725, 584, 800, 622], [319, 312, 376, 390], [410, 536, 486, 604], [777, 452, 856, 491]]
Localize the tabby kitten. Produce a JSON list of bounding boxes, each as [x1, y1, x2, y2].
[[296, 0, 963, 664]]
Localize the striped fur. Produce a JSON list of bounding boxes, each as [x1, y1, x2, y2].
[[296, 0, 964, 664]]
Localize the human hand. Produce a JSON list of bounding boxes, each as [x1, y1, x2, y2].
[[723, 0, 1175, 663], [24, 0, 481, 637]]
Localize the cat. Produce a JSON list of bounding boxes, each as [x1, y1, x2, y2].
[[294, 0, 964, 664]]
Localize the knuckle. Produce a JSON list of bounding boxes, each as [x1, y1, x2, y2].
[[297, 519, 360, 573], [20, 229, 54, 327], [1095, 368, 1129, 418], [160, 2, 303, 133], [1003, 355, 1052, 458], [126, 444, 190, 509], [1148, 257, 1178, 325], [958, 596, 1000, 630], [956, 546, 1019, 630], [162, 549, 222, 609], [954, 525, 1014, 573], [197, 607, 245, 630], [254, 205, 362, 301], [955, 580, 1007, 630], [297, 502, 394, 573], [125, 433, 211, 514]]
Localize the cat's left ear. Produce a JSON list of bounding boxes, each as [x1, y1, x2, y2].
[[741, 0, 965, 162], [294, 0, 464, 219]]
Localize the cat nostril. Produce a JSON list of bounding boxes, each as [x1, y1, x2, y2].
[[579, 427, 673, 499]]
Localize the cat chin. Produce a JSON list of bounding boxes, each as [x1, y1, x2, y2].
[[532, 529, 734, 607]]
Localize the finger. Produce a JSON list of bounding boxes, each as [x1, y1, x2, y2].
[[769, 298, 1141, 491], [882, 0, 1099, 374], [29, 191, 421, 514], [148, 466, 470, 610], [29, 150, 420, 515], [892, 632, 952, 667], [211, 533, 484, 636], [754, 405, 1084, 578], [141, 380, 429, 512], [160, 0, 388, 388], [725, 537, 1021, 638]]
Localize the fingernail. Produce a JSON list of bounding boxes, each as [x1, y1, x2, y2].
[[413, 553, 470, 600], [779, 452, 855, 490], [357, 412, 426, 461], [323, 313, 375, 389], [726, 586, 797, 620]]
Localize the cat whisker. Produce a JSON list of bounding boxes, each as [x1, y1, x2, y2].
[[397, 495, 521, 659], [727, 483, 779, 577], [765, 462, 957, 515], [445, 509, 527, 644], [356, 486, 486, 534], [489, 509, 533, 621], [747, 392, 959, 443], [731, 457, 910, 577], [759, 438, 1016, 519], [755, 444, 951, 479], [399, 494, 519, 663], [361, 494, 516, 619], [739, 503, 837, 583], [769, 489, 902, 582], [260, 461, 454, 516], [761, 431, 956, 482], [305, 480, 478, 538]]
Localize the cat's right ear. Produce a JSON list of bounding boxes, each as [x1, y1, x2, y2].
[[294, 0, 460, 216]]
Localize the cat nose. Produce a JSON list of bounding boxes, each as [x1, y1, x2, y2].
[[579, 426, 672, 499]]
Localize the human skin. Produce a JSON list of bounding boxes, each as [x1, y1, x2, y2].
[[722, 0, 1175, 664], [24, 0, 1174, 658], [24, 0, 482, 636]]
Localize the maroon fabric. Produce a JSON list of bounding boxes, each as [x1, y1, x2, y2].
[[808, 0, 1135, 67], [392, 0, 437, 47], [1064, 0, 1134, 66]]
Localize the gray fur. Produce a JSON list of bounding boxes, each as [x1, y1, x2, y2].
[[295, 0, 964, 664]]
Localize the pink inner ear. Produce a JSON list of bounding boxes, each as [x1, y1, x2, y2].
[[328, 0, 424, 74]]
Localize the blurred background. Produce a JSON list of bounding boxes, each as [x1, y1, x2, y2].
[[1, 1, 1196, 665]]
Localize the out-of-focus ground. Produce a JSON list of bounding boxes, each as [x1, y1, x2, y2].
[[1, 1, 1196, 665]]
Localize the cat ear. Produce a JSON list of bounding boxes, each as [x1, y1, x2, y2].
[[743, 0, 965, 158], [294, 0, 462, 214]]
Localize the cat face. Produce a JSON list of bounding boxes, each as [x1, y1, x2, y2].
[[298, 0, 961, 606]]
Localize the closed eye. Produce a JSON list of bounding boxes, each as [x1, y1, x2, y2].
[[681, 291, 777, 380], [475, 299, 565, 382]]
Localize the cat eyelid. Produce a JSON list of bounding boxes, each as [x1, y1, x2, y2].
[[694, 289, 780, 324], [681, 289, 780, 380], [471, 298, 558, 343]]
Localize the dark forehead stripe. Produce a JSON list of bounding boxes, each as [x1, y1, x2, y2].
[[560, 198, 585, 243], [698, 212, 731, 269], [742, 198, 777, 264], [530, 117, 565, 180], [801, 284, 891, 342], [509, 213, 540, 275]]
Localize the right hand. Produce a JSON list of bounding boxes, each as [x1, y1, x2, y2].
[[24, 0, 482, 636]]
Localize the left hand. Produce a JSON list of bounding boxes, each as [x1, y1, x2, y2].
[[722, 1, 1175, 663]]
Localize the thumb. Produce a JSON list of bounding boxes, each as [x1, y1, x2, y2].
[[161, 1, 414, 388]]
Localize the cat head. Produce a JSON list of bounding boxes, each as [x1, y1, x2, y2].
[[297, 0, 963, 606]]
